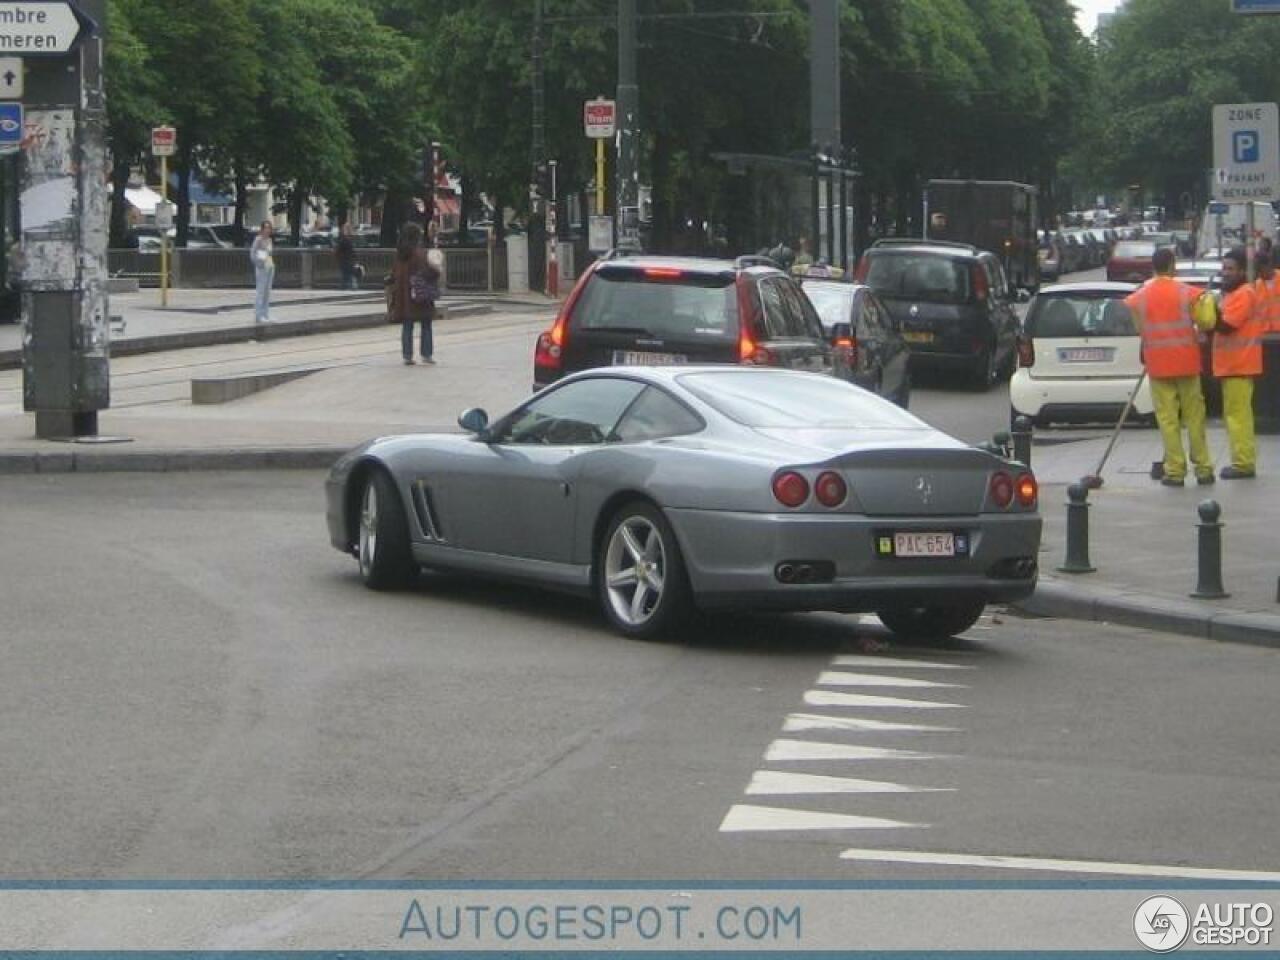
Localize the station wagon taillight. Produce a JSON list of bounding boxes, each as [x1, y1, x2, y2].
[[972, 263, 989, 302], [853, 256, 869, 282]]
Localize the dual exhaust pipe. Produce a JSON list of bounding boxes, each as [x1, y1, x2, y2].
[[776, 562, 820, 584]]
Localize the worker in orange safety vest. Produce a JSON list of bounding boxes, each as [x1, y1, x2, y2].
[[1254, 248, 1280, 333], [1213, 247, 1264, 479], [1124, 247, 1213, 486]]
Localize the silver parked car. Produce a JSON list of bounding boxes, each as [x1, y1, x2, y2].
[[326, 367, 1042, 640]]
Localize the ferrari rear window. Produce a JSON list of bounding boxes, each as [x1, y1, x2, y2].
[[678, 371, 926, 430]]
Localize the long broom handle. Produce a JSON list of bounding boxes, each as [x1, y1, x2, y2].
[[1089, 370, 1149, 479]]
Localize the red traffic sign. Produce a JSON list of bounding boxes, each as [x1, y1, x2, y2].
[[151, 125, 177, 157], [583, 98, 616, 140]]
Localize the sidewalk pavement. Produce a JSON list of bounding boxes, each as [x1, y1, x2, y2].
[[1017, 423, 1280, 649], [0, 286, 555, 369], [1, 294, 1277, 648]]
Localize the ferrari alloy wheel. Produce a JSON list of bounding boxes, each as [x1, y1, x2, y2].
[[598, 502, 690, 639], [875, 599, 986, 641], [357, 469, 415, 590]]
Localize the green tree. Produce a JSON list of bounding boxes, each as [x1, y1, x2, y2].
[[104, 0, 162, 245]]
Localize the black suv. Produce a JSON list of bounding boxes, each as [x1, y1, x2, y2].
[[533, 254, 834, 389], [854, 239, 1019, 389]]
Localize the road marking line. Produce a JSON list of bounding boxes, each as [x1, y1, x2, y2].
[[838, 848, 1280, 882], [746, 770, 953, 795], [765, 739, 941, 762], [783, 713, 962, 734], [817, 671, 966, 690], [833, 655, 976, 671], [721, 804, 925, 833], [805, 690, 966, 710]]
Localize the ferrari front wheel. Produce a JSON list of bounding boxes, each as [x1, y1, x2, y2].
[[597, 501, 690, 640], [357, 469, 416, 590]]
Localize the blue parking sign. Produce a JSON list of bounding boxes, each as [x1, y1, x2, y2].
[[0, 103, 23, 147], [1234, 130, 1260, 163]]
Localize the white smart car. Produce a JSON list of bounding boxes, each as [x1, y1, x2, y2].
[[1009, 281, 1152, 427]]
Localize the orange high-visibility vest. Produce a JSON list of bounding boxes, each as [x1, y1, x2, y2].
[[1124, 276, 1202, 379], [1255, 273, 1280, 333], [1214, 283, 1263, 377]]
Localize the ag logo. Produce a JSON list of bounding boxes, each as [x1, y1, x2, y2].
[[1134, 896, 1190, 953]]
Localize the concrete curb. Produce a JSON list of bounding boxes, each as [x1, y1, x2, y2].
[[0, 445, 348, 475], [0, 303, 494, 371], [1015, 577, 1280, 650]]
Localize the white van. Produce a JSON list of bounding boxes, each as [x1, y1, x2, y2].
[[1196, 201, 1278, 256]]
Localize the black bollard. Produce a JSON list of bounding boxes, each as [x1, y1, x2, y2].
[[1190, 500, 1229, 599], [1057, 482, 1096, 574], [1012, 416, 1033, 467]]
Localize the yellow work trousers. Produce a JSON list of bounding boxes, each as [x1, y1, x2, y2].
[[1221, 376, 1257, 473], [1150, 375, 1212, 481]]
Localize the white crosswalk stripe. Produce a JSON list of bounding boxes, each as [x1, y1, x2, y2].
[[720, 804, 926, 833], [816, 671, 967, 690], [746, 770, 953, 795], [765, 740, 942, 762], [804, 690, 966, 710], [782, 713, 961, 734], [832, 655, 976, 670]]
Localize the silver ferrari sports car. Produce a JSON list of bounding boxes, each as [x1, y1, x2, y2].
[[326, 367, 1041, 640]]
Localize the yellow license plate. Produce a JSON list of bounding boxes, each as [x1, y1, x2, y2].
[[903, 331, 935, 344]]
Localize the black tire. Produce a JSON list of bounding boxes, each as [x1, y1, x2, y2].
[[356, 469, 416, 590], [596, 500, 691, 640], [876, 599, 986, 641], [969, 341, 998, 391]]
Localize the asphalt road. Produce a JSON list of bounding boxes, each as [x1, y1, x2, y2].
[[2, 470, 1276, 883]]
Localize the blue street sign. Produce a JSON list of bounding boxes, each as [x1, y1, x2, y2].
[[1209, 201, 1231, 215], [1233, 0, 1280, 12], [0, 102, 23, 147]]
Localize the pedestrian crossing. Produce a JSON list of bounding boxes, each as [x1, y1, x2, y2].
[[719, 633, 977, 844]]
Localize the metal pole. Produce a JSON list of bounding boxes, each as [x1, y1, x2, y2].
[[1191, 500, 1229, 599], [1247, 203, 1256, 282], [160, 154, 169, 307], [824, 157, 835, 266], [838, 164, 848, 274], [616, 0, 640, 250], [810, 147, 820, 263], [596, 139, 605, 215], [1012, 415, 1033, 467], [1057, 482, 1096, 574]]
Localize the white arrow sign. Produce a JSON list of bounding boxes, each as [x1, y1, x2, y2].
[[0, 57, 22, 98], [0, 2, 96, 57]]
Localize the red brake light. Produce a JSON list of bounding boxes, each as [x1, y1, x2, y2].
[[1017, 336, 1035, 368], [989, 471, 1014, 509], [643, 267, 683, 279], [814, 471, 847, 508], [853, 256, 869, 282], [972, 264, 989, 302], [739, 332, 756, 361], [1015, 473, 1038, 508], [772, 471, 809, 508]]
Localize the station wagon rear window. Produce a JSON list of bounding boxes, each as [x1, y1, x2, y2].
[[573, 271, 738, 341], [864, 254, 971, 304]]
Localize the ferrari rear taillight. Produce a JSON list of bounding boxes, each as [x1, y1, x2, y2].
[[1015, 472, 1038, 508], [989, 471, 1014, 509], [1017, 336, 1035, 368], [814, 471, 847, 508], [772, 471, 809, 508]]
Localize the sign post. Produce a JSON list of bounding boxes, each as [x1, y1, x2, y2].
[[16, 0, 107, 440], [1212, 103, 1280, 279], [151, 125, 175, 306], [584, 97, 615, 221]]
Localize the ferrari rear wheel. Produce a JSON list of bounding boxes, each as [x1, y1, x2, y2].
[[598, 501, 690, 640], [357, 469, 415, 590], [875, 599, 985, 640]]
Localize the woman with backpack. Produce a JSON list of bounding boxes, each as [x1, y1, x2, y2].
[[390, 221, 441, 365]]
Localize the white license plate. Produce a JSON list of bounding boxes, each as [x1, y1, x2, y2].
[[893, 532, 956, 558], [612, 350, 688, 366], [1058, 347, 1114, 363]]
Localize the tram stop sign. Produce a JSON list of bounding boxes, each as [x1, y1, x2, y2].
[[583, 98, 616, 140]]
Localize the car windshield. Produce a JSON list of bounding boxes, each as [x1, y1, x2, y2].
[[801, 283, 855, 331], [864, 254, 970, 304], [1112, 242, 1155, 259], [1027, 293, 1137, 338], [678, 371, 927, 430], [573, 272, 738, 341]]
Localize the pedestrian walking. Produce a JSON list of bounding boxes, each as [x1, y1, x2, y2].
[[1212, 247, 1264, 479], [390, 222, 440, 365], [336, 222, 358, 290], [250, 221, 275, 323], [1124, 247, 1214, 486]]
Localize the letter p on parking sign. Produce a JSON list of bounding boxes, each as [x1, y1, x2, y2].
[[1234, 131, 1260, 163]]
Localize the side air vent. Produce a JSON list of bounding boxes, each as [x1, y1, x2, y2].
[[412, 480, 445, 542]]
